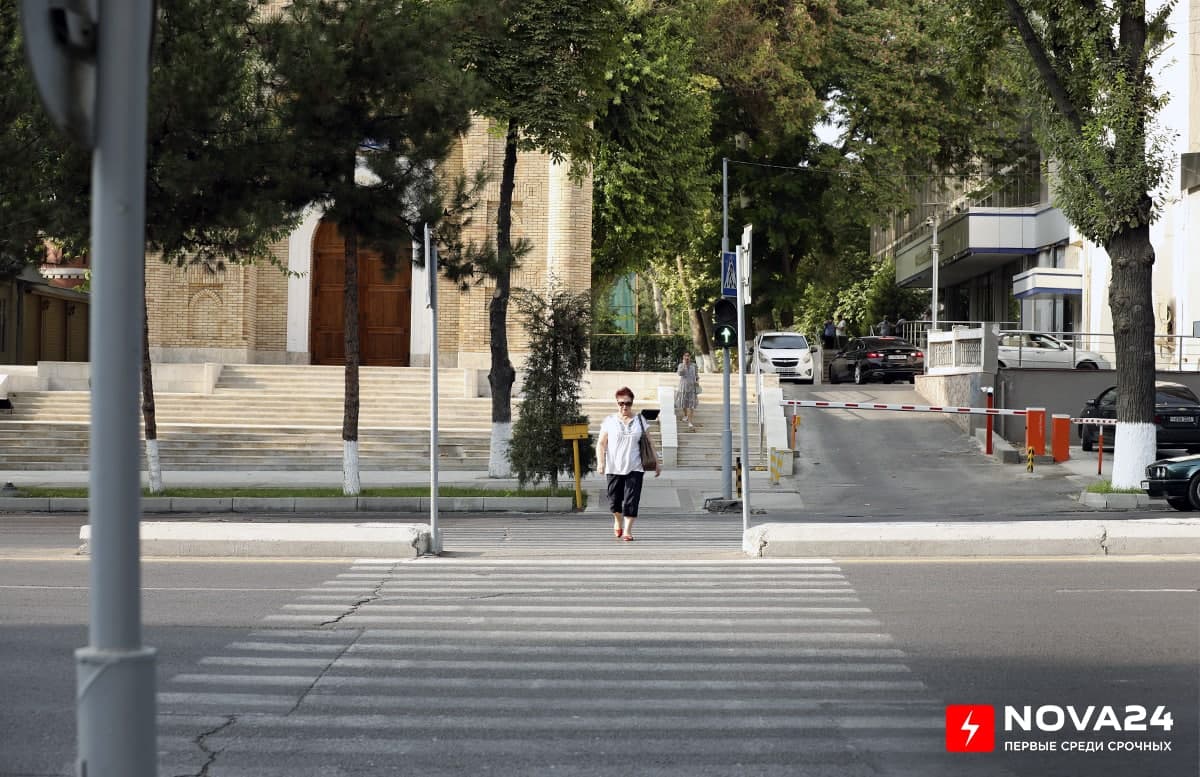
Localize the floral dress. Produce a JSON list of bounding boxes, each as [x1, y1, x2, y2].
[[675, 361, 699, 411]]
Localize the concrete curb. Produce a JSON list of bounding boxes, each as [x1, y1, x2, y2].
[[743, 518, 1200, 558], [79, 522, 431, 558], [1077, 491, 1155, 509], [0, 495, 576, 514]]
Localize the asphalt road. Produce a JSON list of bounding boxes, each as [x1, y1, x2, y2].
[[780, 382, 1130, 521], [1, 522, 1195, 777]]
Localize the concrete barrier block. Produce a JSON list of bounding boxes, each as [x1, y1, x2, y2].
[[143, 497, 174, 513], [436, 497, 484, 511], [1102, 518, 1200, 555], [0, 497, 51, 512], [48, 497, 89, 512], [169, 498, 234, 513], [81, 521, 431, 558], [357, 497, 423, 512], [744, 521, 1109, 558], [294, 497, 357, 512], [232, 497, 295, 512]]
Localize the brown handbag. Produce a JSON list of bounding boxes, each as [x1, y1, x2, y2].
[[638, 416, 658, 470]]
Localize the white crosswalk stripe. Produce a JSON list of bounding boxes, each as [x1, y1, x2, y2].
[[156, 560, 1021, 777]]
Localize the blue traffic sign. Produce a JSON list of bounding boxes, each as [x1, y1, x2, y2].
[[721, 251, 737, 298]]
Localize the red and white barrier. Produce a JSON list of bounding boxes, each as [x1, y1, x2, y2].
[[781, 399, 1028, 416]]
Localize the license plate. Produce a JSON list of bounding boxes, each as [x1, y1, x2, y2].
[[1141, 480, 1149, 489], [888, 355, 908, 361], [1169, 416, 1195, 423]]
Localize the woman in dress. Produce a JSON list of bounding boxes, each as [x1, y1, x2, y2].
[[675, 351, 700, 430]]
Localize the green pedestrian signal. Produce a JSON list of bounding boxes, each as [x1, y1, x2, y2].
[[712, 299, 737, 349]]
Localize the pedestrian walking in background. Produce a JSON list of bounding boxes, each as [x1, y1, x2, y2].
[[822, 319, 835, 349], [836, 317, 848, 348], [878, 316, 893, 336], [675, 351, 700, 430], [597, 387, 660, 541]]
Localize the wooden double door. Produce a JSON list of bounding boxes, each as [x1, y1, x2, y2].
[[310, 220, 411, 366]]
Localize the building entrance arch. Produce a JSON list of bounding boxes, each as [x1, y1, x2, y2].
[[310, 220, 412, 366]]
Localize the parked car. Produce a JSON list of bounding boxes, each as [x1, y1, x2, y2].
[[1077, 381, 1200, 452], [751, 331, 815, 384], [997, 332, 1110, 369], [1142, 453, 1200, 511], [828, 336, 924, 385]]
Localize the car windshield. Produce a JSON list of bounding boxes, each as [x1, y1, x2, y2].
[[862, 337, 914, 349], [1156, 384, 1200, 405], [760, 335, 809, 350]]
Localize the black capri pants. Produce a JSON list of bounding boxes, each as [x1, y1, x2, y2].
[[605, 471, 645, 518]]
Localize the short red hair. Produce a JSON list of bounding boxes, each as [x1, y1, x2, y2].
[[615, 386, 634, 401]]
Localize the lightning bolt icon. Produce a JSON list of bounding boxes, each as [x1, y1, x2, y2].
[[961, 710, 980, 747]]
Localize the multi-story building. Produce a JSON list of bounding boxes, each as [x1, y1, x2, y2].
[[879, 1, 1200, 361]]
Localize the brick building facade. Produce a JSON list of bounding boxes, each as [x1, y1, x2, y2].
[[145, 119, 592, 368]]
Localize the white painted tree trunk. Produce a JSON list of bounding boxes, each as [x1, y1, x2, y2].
[[1111, 422, 1156, 490], [145, 439, 162, 494], [488, 421, 512, 478], [343, 440, 361, 496]]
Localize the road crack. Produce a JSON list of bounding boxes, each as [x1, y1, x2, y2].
[[174, 714, 235, 777]]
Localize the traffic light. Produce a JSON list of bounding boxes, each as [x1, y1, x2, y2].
[[713, 299, 737, 348]]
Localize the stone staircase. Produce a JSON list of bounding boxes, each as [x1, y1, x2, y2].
[[0, 364, 764, 471]]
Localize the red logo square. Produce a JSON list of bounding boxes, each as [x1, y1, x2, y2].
[[946, 705, 995, 752]]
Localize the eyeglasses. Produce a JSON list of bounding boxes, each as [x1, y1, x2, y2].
[[616, 401, 632, 407]]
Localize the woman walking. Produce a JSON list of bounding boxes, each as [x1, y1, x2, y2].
[[675, 351, 700, 430], [597, 387, 661, 541]]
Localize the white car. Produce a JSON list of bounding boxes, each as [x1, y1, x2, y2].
[[752, 331, 815, 383], [997, 332, 1111, 369]]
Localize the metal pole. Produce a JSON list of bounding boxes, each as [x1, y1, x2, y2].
[[931, 216, 940, 329], [77, 0, 157, 774], [736, 245, 751, 531], [720, 158, 732, 499], [426, 224, 439, 552]]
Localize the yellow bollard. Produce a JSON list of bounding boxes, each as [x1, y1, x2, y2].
[[1026, 446, 1035, 473]]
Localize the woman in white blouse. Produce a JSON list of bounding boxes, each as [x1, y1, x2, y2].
[[596, 387, 661, 541]]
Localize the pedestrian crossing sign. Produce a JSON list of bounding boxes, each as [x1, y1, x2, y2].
[[721, 251, 737, 298]]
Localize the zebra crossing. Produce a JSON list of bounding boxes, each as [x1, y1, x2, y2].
[[156, 559, 1021, 777]]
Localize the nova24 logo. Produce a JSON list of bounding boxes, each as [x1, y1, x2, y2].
[[946, 705, 1173, 752]]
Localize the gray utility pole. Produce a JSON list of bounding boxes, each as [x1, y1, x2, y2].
[[720, 158, 732, 499], [22, 0, 159, 773], [80, 2, 158, 775], [426, 225, 440, 552], [924, 207, 942, 329]]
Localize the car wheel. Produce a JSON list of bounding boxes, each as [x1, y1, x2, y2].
[[1188, 475, 1200, 510], [1081, 430, 1094, 452], [854, 364, 865, 385], [908, 375, 916, 384], [1076, 361, 1099, 370], [1167, 496, 1194, 512]]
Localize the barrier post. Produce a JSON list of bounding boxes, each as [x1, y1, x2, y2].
[[1098, 426, 1104, 475], [1025, 407, 1046, 456], [982, 387, 994, 455], [1051, 414, 1070, 462]]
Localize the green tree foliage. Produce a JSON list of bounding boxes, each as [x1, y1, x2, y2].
[[0, 1, 85, 277], [592, 4, 715, 283], [509, 286, 594, 489], [260, 0, 481, 493], [963, 0, 1172, 485], [455, 0, 623, 477]]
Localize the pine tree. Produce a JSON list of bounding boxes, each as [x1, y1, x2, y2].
[[508, 286, 593, 489], [260, 0, 482, 494]]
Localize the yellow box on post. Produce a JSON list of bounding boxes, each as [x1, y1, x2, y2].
[[560, 423, 591, 509]]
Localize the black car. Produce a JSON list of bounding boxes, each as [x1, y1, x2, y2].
[[1078, 381, 1200, 452], [1142, 453, 1200, 511], [828, 336, 924, 385]]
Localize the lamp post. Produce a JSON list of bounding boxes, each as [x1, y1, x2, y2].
[[925, 212, 940, 329]]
